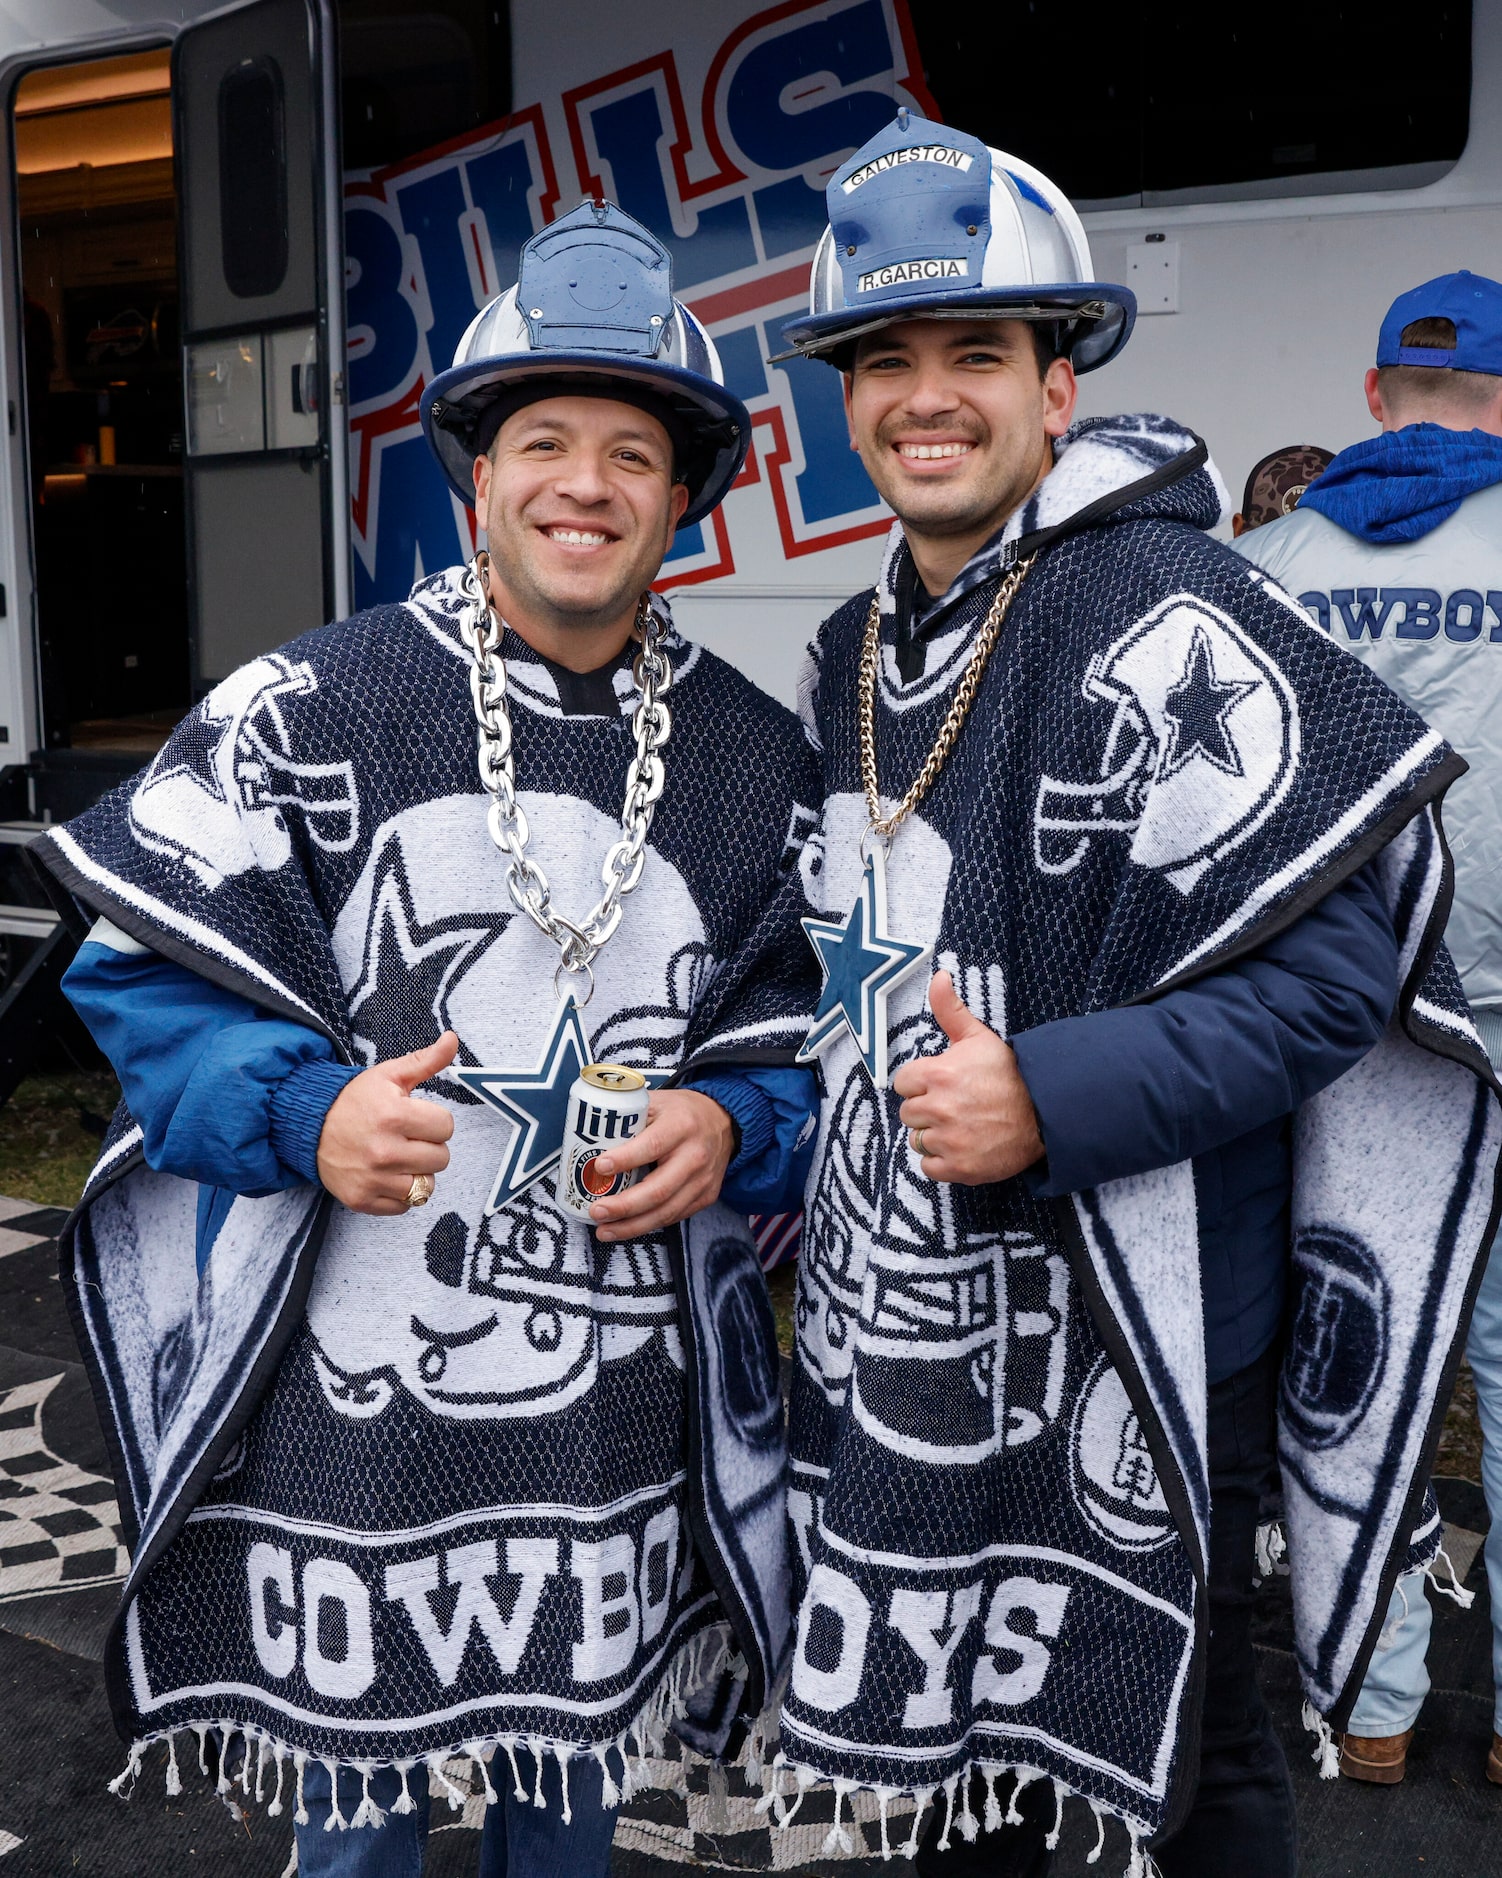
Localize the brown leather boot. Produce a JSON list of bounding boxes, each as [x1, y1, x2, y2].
[[1486, 1732, 1502, 1784], [1338, 1728, 1413, 1784]]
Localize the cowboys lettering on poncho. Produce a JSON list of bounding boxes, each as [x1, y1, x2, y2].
[[35, 201, 818, 1865], [763, 114, 1502, 1875]]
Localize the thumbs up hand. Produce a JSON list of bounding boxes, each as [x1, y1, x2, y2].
[[891, 974, 1044, 1186], [316, 1032, 458, 1215]]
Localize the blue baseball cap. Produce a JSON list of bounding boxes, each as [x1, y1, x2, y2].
[[779, 110, 1134, 372], [1376, 270, 1502, 377]]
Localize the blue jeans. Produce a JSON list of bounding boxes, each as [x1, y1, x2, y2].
[[1348, 1228, 1502, 1737], [1469, 1229, 1502, 1735], [1346, 1566, 1431, 1735], [294, 1746, 617, 1877]]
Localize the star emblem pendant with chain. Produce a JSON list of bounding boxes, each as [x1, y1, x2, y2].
[[455, 995, 669, 1214], [800, 558, 1026, 1088], [797, 845, 930, 1089]]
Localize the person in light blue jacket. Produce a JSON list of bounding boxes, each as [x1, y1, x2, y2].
[[1235, 269, 1502, 1788]]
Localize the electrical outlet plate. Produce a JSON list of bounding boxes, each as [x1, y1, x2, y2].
[[1126, 240, 1180, 315]]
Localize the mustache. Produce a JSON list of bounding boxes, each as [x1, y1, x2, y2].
[[874, 413, 987, 447]]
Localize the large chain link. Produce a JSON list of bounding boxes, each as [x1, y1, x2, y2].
[[859, 555, 1034, 840], [458, 552, 673, 978]]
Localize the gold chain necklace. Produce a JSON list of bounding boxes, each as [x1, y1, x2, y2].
[[858, 555, 1034, 838]]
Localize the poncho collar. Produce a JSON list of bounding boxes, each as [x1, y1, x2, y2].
[[1296, 421, 1502, 544], [885, 412, 1229, 648], [402, 564, 688, 718]]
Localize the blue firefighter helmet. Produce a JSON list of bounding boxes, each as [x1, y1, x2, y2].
[[422, 199, 750, 526], [779, 111, 1135, 372]]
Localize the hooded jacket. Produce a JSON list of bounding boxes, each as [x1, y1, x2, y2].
[[1235, 430, 1502, 1043]]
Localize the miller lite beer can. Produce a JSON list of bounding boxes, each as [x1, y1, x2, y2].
[[559, 1064, 650, 1221]]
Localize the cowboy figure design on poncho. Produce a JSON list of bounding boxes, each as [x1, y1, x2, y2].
[[33, 566, 816, 1817], [770, 414, 1502, 1861]]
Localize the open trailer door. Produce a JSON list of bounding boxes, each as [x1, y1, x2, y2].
[[174, 0, 349, 691]]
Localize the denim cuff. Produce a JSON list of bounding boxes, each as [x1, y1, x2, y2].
[[268, 1059, 362, 1184]]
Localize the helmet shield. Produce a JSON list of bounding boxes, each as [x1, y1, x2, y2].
[[782, 112, 1135, 374], [421, 199, 750, 526], [828, 123, 993, 315], [518, 210, 674, 358]]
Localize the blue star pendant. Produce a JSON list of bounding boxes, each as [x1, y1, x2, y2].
[[456, 996, 669, 1213], [796, 847, 930, 1089]]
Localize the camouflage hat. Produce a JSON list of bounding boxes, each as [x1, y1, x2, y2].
[[1240, 444, 1334, 531]]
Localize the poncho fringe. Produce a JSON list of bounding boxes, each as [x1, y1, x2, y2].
[[107, 1616, 737, 1826]]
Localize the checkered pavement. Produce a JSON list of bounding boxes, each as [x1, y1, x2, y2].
[[0, 1374, 128, 1603]]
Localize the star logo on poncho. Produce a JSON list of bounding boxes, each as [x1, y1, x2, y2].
[[457, 997, 669, 1212], [1159, 626, 1258, 780], [149, 693, 236, 804], [348, 842, 510, 1076], [796, 849, 930, 1089]]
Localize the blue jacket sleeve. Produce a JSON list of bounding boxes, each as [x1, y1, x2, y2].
[[686, 1064, 818, 1214], [1012, 861, 1398, 1199], [63, 928, 359, 1195]]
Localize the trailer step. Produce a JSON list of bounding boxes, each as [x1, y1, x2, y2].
[[0, 904, 57, 939], [0, 820, 47, 845], [0, 919, 80, 1109], [0, 821, 65, 948]]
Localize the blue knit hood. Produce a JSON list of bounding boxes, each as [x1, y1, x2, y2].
[[1298, 422, 1502, 544]]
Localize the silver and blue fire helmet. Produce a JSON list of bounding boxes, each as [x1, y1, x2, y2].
[[779, 111, 1135, 373], [422, 198, 750, 526]]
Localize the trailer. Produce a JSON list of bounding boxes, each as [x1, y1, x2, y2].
[[0, 0, 1490, 1092]]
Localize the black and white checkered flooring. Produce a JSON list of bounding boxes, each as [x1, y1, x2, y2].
[[0, 1198, 1496, 1876]]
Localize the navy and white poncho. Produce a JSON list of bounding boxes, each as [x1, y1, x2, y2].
[[32, 569, 817, 1816], [770, 416, 1501, 1862]]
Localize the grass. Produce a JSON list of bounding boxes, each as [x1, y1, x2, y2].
[[0, 1069, 120, 1210], [1437, 1356, 1484, 1482], [766, 1259, 797, 1357]]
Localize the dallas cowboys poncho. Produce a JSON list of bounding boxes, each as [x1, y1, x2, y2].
[[769, 416, 1501, 1862], [32, 568, 816, 1819]]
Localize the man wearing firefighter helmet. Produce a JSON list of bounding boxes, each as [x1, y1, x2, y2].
[[762, 109, 1498, 1876], [39, 199, 819, 1875]]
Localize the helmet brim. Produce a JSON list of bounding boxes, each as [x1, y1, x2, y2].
[[779, 282, 1137, 374], [421, 353, 752, 528]]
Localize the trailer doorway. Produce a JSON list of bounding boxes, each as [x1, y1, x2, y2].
[[15, 48, 187, 760]]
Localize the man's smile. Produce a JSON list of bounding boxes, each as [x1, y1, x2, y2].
[[539, 524, 617, 548], [894, 439, 976, 462]]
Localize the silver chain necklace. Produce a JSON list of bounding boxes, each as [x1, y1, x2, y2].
[[457, 552, 673, 990]]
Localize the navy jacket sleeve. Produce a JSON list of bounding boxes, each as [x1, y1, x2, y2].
[[683, 1065, 818, 1214], [63, 927, 358, 1194], [1012, 861, 1398, 1198]]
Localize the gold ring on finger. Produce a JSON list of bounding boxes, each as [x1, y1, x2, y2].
[[406, 1173, 435, 1209], [911, 1127, 926, 1157]]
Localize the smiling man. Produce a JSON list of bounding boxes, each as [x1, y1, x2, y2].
[[844, 317, 1072, 590], [36, 201, 819, 1878], [760, 114, 1501, 1878]]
